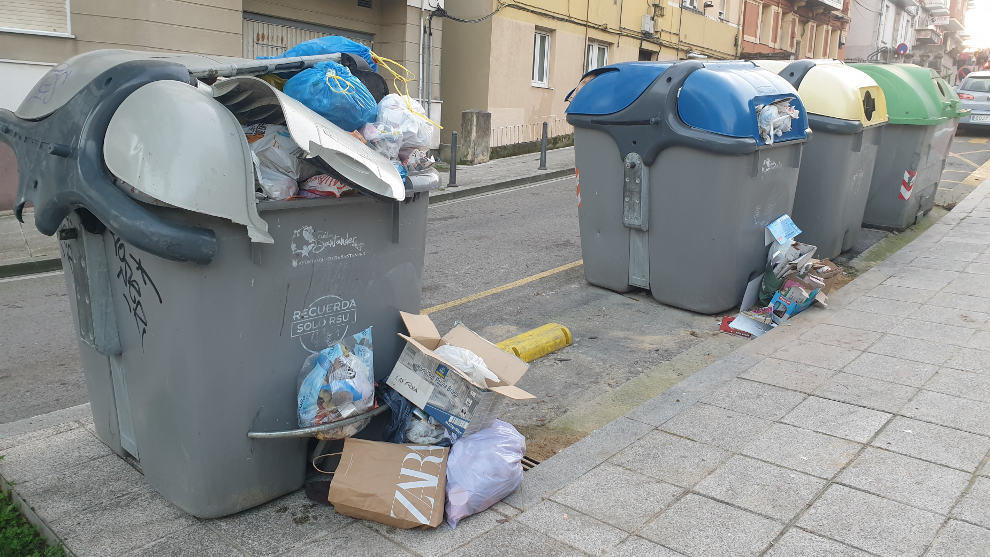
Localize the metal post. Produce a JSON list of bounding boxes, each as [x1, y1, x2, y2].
[[449, 131, 458, 187], [538, 121, 548, 170]]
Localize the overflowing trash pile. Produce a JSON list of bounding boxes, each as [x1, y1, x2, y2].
[[245, 36, 440, 201], [721, 214, 841, 339]]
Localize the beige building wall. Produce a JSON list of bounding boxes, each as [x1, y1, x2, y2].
[[438, 0, 493, 140]]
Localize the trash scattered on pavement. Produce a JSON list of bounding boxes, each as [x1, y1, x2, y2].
[[720, 314, 774, 338], [385, 312, 534, 438], [445, 420, 526, 528], [297, 326, 375, 439], [324, 438, 448, 528]]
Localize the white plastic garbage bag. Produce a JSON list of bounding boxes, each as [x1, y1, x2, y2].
[[244, 123, 303, 199], [434, 344, 499, 387], [445, 420, 525, 528], [376, 94, 433, 149]]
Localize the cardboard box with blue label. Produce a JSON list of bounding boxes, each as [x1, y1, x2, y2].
[[385, 312, 533, 437]]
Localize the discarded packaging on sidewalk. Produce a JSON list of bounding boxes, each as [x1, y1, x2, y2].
[[324, 438, 449, 528], [385, 312, 534, 438]]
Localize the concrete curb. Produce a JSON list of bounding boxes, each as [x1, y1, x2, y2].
[[0, 171, 574, 279], [430, 167, 575, 203], [0, 257, 61, 279]]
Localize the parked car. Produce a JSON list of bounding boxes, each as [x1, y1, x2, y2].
[[957, 70, 990, 127]]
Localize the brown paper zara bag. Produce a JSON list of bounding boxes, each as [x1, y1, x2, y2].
[[325, 438, 449, 529]]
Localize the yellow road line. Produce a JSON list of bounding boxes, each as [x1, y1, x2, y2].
[[950, 152, 980, 168], [968, 138, 989, 144], [421, 260, 583, 315]]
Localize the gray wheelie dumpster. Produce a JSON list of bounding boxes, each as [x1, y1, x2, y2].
[[565, 61, 810, 314], [0, 50, 428, 518], [755, 59, 888, 259]]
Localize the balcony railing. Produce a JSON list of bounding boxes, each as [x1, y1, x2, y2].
[[923, 0, 949, 15]]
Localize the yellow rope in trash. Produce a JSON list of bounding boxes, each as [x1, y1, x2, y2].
[[325, 69, 369, 109], [371, 52, 443, 130]]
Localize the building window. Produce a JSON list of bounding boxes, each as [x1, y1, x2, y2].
[[0, 0, 71, 37], [639, 48, 656, 61], [743, 1, 761, 42], [533, 31, 551, 87], [587, 42, 609, 71], [806, 22, 816, 57], [719, 0, 728, 19], [759, 5, 774, 45]]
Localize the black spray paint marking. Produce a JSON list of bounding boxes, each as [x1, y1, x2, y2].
[[111, 233, 163, 348]]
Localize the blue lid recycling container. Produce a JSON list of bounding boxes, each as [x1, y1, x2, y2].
[[566, 60, 809, 314]]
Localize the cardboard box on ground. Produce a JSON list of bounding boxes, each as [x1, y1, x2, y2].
[[386, 312, 535, 437]]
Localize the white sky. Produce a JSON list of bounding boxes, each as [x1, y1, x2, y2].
[[966, 0, 990, 49]]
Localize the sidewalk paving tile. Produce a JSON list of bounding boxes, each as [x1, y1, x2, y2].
[[450, 521, 579, 557], [927, 291, 990, 314], [693, 455, 826, 521], [909, 303, 990, 329], [516, 499, 627, 555], [210, 490, 353, 555], [604, 536, 684, 556], [812, 372, 918, 413], [883, 267, 959, 291], [871, 416, 990, 472], [770, 340, 861, 371], [821, 308, 899, 333], [840, 352, 938, 387], [780, 396, 892, 443], [943, 274, 990, 298], [740, 423, 862, 479], [12, 453, 145, 522], [888, 317, 976, 346], [925, 520, 990, 557], [51, 489, 195, 557], [608, 430, 730, 488], [131, 523, 240, 557], [661, 403, 771, 452], [901, 389, 990, 436], [368, 510, 505, 556], [0, 426, 111, 484], [291, 523, 414, 557], [966, 330, 990, 352], [953, 477, 990, 529], [699, 378, 806, 421], [964, 261, 990, 274], [550, 463, 682, 531], [866, 284, 937, 304], [866, 334, 956, 366], [944, 346, 990, 373], [796, 484, 944, 556], [738, 358, 836, 394], [925, 367, 990, 403], [909, 255, 970, 272], [638, 494, 782, 557], [799, 323, 882, 351], [836, 447, 970, 514], [837, 295, 921, 317], [764, 528, 872, 557]]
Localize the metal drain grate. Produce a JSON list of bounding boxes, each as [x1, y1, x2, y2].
[[521, 456, 540, 471]]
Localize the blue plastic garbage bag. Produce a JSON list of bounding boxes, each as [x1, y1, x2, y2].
[[283, 60, 378, 132], [265, 36, 377, 71]]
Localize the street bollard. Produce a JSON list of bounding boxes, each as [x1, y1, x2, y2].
[[538, 122, 548, 170], [449, 131, 458, 187]]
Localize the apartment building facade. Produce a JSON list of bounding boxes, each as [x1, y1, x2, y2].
[[439, 0, 746, 150], [739, 0, 849, 59]]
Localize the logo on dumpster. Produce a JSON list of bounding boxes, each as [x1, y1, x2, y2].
[[760, 158, 781, 174], [290, 295, 358, 352], [290, 226, 366, 267]]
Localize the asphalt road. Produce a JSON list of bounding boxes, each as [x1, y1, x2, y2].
[[4, 130, 990, 458]]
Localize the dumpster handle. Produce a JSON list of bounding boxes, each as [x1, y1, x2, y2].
[[247, 404, 389, 439], [776, 60, 817, 89], [0, 60, 219, 264]]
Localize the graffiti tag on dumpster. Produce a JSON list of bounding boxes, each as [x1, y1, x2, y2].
[[290, 226, 366, 267], [289, 294, 358, 352], [110, 233, 163, 348]]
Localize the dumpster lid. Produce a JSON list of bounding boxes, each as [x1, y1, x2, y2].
[[212, 77, 405, 201], [849, 63, 963, 125], [566, 61, 808, 145], [754, 59, 888, 127]]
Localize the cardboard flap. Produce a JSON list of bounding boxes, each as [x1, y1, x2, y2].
[[442, 324, 529, 385], [400, 311, 441, 343], [490, 384, 536, 400], [398, 333, 442, 353]]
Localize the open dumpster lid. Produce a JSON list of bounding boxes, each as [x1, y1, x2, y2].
[[849, 63, 964, 125], [566, 60, 808, 145]]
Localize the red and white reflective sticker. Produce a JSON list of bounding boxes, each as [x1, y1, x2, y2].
[[898, 169, 917, 201], [576, 169, 581, 208]]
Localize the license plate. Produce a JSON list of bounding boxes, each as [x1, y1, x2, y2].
[[972, 114, 990, 122]]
